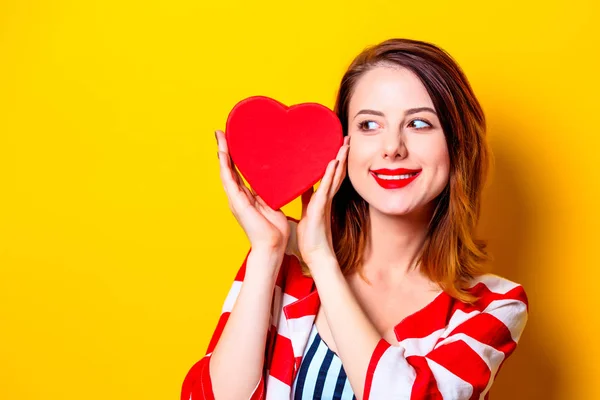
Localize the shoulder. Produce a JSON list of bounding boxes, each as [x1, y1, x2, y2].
[[450, 273, 529, 341], [467, 273, 529, 310]]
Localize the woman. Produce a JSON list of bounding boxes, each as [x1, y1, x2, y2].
[[181, 38, 529, 400]]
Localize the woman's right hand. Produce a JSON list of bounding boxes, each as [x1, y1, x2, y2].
[[216, 129, 291, 252]]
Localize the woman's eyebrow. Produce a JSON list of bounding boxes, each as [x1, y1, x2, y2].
[[353, 107, 437, 119]]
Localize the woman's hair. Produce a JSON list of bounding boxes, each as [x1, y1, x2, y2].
[[303, 38, 492, 303]]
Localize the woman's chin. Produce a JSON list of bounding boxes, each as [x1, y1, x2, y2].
[[368, 196, 438, 218], [369, 202, 415, 217]]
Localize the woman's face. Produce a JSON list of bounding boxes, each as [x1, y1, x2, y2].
[[346, 65, 450, 217]]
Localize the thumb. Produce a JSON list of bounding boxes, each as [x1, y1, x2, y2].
[[301, 186, 314, 219]]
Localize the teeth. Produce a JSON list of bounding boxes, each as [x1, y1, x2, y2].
[[375, 173, 417, 180]]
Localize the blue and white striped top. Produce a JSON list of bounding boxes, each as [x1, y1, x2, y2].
[[292, 322, 356, 400]]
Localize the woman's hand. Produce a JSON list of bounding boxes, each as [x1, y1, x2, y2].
[[216, 129, 291, 251], [296, 135, 350, 269]]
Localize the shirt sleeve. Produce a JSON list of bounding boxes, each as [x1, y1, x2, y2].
[[180, 248, 284, 400], [364, 282, 529, 400]]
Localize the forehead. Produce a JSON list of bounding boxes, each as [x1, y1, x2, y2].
[[348, 65, 434, 116]]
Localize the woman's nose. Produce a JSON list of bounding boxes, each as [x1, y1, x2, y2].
[[382, 132, 407, 159]]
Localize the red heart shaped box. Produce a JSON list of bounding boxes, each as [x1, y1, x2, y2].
[[225, 96, 343, 210]]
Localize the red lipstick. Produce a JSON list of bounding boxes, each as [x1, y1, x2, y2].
[[370, 168, 422, 189]]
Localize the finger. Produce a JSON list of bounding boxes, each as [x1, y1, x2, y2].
[[239, 180, 253, 200], [220, 133, 253, 197], [255, 193, 276, 212], [216, 129, 230, 155], [216, 130, 253, 202], [311, 159, 338, 213], [248, 186, 263, 206], [227, 155, 257, 204], [216, 130, 240, 185], [217, 150, 243, 202], [301, 186, 314, 219], [216, 130, 234, 187], [218, 151, 254, 212], [329, 143, 350, 199], [230, 159, 246, 187]]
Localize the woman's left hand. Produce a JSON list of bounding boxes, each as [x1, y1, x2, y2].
[[296, 136, 350, 271]]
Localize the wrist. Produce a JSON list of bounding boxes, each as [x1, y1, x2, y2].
[[247, 246, 286, 278], [250, 243, 286, 259], [306, 255, 340, 275], [251, 235, 289, 254]]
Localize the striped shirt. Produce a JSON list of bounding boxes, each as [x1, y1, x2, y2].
[[181, 217, 529, 400], [292, 323, 355, 400]]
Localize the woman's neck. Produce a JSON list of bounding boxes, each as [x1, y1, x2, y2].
[[361, 204, 434, 287]]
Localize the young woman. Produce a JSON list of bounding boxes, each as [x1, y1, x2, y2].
[[181, 38, 529, 400]]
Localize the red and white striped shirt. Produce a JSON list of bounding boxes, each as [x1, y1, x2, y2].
[[181, 221, 529, 400]]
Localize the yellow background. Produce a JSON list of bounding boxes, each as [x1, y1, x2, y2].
[[1, 0, 599, 399]]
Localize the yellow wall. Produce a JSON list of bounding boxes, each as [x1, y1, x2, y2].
[[1, 1, 598, 399]]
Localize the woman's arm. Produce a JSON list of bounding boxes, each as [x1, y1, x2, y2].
[[181, 129, 292, 399], [209, 247, 283, 400], [181, 247, 285, 400]]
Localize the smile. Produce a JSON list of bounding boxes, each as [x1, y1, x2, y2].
[[370, 170, 421, 189], [373, 172, 418, 180]]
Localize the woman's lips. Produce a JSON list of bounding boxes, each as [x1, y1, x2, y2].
[[370, 170, 421, 189]]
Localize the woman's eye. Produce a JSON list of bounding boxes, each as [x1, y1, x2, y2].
[[409, 119, 431, 129], [358, 120, 379, 131]]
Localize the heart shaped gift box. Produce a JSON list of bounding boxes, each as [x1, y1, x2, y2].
[[225, 96, 344, 210]]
